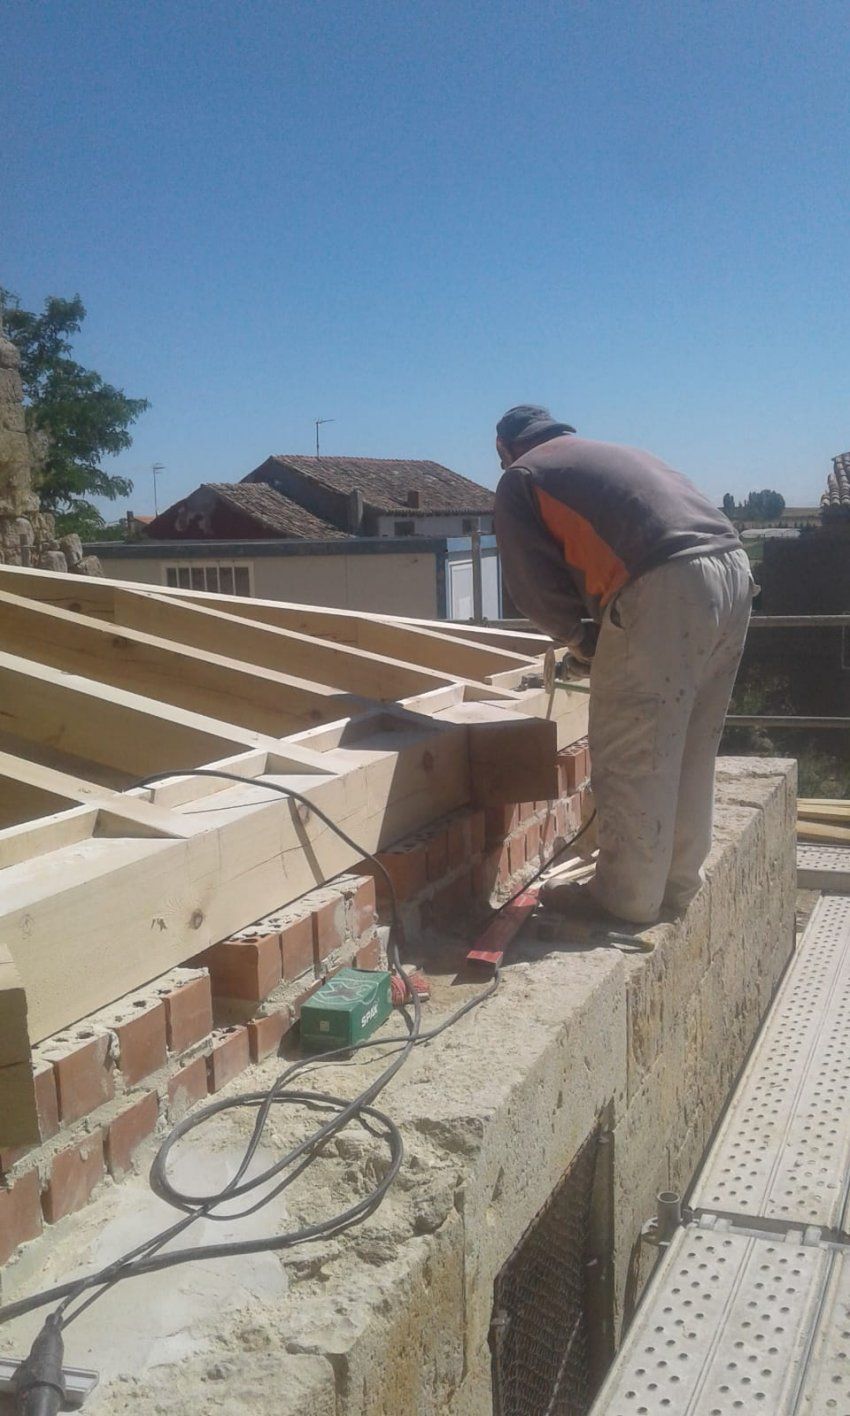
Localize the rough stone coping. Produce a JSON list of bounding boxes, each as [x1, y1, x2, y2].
[[0, 760, 796, 1416]]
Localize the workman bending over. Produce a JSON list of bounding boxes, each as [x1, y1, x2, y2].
[[494, 405, 753, 926]]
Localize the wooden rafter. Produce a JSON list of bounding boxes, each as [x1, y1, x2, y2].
[[0, 564, 589, 1142]]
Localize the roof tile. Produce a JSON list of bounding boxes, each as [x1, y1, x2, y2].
[[195, 484, 347, 539], [821, 453, 850, 511], [250, 456, 495, 516]]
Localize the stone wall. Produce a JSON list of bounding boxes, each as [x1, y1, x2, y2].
[[0, 759, 796, 1416], [0, 326, 101, 576]]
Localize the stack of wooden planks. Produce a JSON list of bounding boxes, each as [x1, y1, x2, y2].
[[797, 798, 850, 844]]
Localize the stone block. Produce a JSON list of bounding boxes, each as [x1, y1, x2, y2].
[[39, 550, 67, 573], [59, 532, 83, 565], [72, 554, 103, 576]]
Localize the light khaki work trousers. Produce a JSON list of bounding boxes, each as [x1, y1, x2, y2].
[[589, 547, 754, 924]]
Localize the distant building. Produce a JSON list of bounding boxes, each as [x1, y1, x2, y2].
[[113, 454, 501, 619], [125, 511, 155, 538], [145, 455, 496, 543], [242, 454, 496, 539], [90, 533, 502, 621], [143, 482, 349, 543]]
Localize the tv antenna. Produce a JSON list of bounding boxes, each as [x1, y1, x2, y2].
[[314, 419, 335, 456], [151, 463, 165, 516]]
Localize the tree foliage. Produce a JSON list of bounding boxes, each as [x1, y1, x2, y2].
[[722, 488, 786, 523], [743, 488, 786, 521], [0, 289, 149, 533]]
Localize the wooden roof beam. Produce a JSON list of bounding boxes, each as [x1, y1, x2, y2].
[[0, 714, 471, 1044], [0, 649, 277, 777], [0, 590, 372, 737]]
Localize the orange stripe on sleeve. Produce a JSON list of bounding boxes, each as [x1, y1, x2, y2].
[[534, 487, 629, 606]]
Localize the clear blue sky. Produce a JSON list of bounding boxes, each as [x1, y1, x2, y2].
[[4, 0, 849, 516]]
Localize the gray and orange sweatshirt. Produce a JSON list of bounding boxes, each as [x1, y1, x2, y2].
[[494, 435, 741, 654]]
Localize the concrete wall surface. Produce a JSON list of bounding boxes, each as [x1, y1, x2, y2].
[[0, 760, 795, 1415], [89, 548, 440, 616]]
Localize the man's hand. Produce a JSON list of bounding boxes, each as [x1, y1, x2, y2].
[[559, 651, 592, 681]]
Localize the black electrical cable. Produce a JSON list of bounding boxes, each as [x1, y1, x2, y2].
[[0, 768, 595, 1339]]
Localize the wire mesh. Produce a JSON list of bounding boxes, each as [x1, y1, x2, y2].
[[491, 1130, 599, 1416]]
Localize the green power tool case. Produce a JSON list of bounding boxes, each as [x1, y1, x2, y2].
[[299, 967, 393, 1052]]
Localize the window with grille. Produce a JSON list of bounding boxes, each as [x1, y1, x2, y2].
[[394, 520, 415, 536], [164, 562, 252, 596]]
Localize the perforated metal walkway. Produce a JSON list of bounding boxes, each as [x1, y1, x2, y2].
[[798, 843, 850, 892], [591, 894, 850, 1415]]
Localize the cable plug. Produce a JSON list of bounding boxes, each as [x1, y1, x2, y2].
[[14, 1314, 66, 1416]]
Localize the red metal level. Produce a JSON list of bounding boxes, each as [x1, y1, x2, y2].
[[466, 889, 539, 966]]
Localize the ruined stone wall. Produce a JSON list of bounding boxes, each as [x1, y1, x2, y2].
[[0, 327, 101, 576]]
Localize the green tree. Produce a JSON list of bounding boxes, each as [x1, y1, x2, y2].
[[722, 492, 736, 517], [743, 488, 785, 522], [0, 289, 149, 535]]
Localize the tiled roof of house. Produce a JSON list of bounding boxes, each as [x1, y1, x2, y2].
[[202, 483, 348, 539], [253, 456, 496, 516], [821, 453, 850, 511]]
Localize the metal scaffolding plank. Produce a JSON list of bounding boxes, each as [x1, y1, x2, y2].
[[591, 1227, 830, 1415], [795, 1248, 850, 1413], [797, 842, 850, 891], [691, 893, 850, 1231]]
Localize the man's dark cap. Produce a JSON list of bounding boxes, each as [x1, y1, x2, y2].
[[496, 405, 576, 446]]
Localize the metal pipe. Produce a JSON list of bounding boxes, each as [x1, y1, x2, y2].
[[655, 1191, 682, 1246], [471, 529, 483, 624]]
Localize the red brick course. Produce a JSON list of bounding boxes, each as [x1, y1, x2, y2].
[[207, 1028, 251, 1093], [354, 936, 382, 971], [425, 828, 449, 882], [311, 890, 346, 967], [40, 1032, 114, 1126], [167, 1056, 209, 1119], [201, 935, 282, 1003], [291, 978, 324, 1019], [0, 1171, 42, 1264], [158, 973, 214, 1053], [33, 1060, 60, 1142], [369, 842, 428, 904], [247, 1009, 293, 1063], [279, 911, 315, 981], [43, 1132, 105, 1224], [105, 1091, 159, 1179], [485, 803, 520, 844], [344, 876, 377, 937], [109, 999, 168, 1086]]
